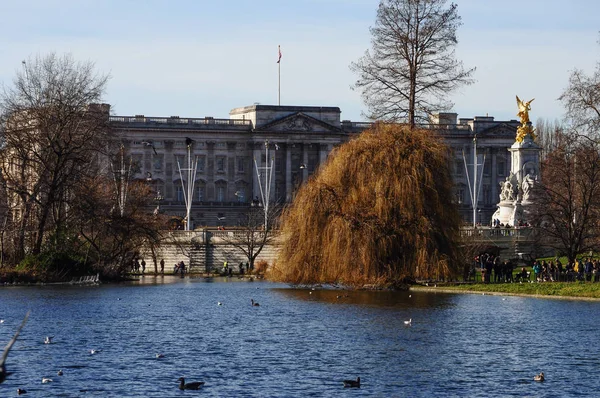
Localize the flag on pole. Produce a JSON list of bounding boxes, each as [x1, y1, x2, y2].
[[277, 45, 282, 63]]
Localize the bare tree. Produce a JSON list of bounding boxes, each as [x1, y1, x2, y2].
[[560, 61, 600, 137], [220, 206, 279, 271], [351, 0, 475, 127], [535, 117, 565, 161], [0, 53, 110, 261], [69, 173, 167, 278], [531, 133, 600, 263]]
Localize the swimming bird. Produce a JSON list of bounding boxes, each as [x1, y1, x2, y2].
[[0, 311, 30, 384], [42, 377, 53, 383], [217, 302, 222, 306], [534, 372, 545, 382], [155, 353, 165, 359], [57, 370, 63, 376], [17, 388, 26, 394], [251, 299, 260, 307], [90, 349, 101, 355], [44, 336, 53, 344], [343, 377, 361, 388], [404, 318, 412, 325], [178, 377, 205, 390], [0, 320, 4, 324]]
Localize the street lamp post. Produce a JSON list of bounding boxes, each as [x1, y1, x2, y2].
[[254, 140, 275, 230], [462, 134, 486, 227], [177, 138, 198, 231]]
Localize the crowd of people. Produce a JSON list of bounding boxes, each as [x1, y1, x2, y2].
[[473, 253, 516, 283], [473, 253, 600, 283], [531, 258, 600, 282]]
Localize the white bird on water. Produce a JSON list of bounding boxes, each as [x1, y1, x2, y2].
[[44, 336, 53, 345], [90, 349, 101, 355], [42, 377, 53, 383], [404, 318, 412, 326], [155, 353, 165, 359]]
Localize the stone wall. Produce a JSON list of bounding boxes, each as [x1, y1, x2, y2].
[[141, 229, 281, 274]]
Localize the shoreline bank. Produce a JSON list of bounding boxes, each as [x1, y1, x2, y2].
[[410, 285, 600, 301]]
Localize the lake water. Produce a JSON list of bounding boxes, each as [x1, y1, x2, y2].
[[1, 277, 599, 397]]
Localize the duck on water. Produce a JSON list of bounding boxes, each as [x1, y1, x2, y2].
[[178, 377, 205, 390], [343, 377, 360, 388]]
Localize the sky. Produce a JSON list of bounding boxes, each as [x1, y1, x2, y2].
[[1, 0, 599, 123]]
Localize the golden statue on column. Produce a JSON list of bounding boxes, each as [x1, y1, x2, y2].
[[515, 96, 536, 143]]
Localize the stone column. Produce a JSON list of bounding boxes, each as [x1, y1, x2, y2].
[[302, 143, 309, 181], [285, 144, 292, 202], [319, 144, 328, 167], [252, 143, 261, 203], [491, 148, 497, 204]]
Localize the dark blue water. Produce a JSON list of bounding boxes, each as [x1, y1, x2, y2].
[[1, 277, 599, 397]]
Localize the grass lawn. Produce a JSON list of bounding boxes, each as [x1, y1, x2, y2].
[[423, 281, 600, 298]]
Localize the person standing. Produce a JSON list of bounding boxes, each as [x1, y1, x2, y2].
[[141, 259, 146, 274], [160, 259, 165, 274]]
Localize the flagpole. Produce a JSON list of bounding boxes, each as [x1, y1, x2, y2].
[[278, 45, 281, 106]]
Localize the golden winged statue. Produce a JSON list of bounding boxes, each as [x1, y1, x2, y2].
[[515, 95, 536, 143], [516, 96, 534, 125]]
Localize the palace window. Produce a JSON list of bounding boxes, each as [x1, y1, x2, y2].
[[237, 157, 245, 173], [455, 188, 465, 205], [196, 156, 206, 172], [483, 159, 491, 177], [497, 159, 506, 176], [196, 182, 206, 202], [216, 157, 226, 172], [455, 159, 463, 176], [175, 185, 184, 202], [216, 181, 227, 202], [153, 154, 163, 171]]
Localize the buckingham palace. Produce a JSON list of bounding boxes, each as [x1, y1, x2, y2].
[[111, 103, 520, 227]]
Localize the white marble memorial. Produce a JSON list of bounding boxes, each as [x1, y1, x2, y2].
[[492, 97, 540, 227]]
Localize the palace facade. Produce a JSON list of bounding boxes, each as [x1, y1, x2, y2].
[[111, 104, 520, 227]]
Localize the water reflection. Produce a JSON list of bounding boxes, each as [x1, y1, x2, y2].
[[275, 287, 455, 309]]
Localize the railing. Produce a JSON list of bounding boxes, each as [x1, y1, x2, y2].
[[109, 116, 251, 126], [167, 230, 206, 242], [342, 121, 374, 129], [341, 121, 472, 131], [460, 227, 533, 239], [422, 123, 471, 131], [159, 201, 251, 207], [210, 229, 251, 239]]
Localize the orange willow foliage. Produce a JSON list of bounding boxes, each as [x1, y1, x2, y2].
[[271, 124, 462, 286]]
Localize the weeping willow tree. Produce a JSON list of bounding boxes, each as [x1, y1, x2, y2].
[[272, 123, 462, 286]]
